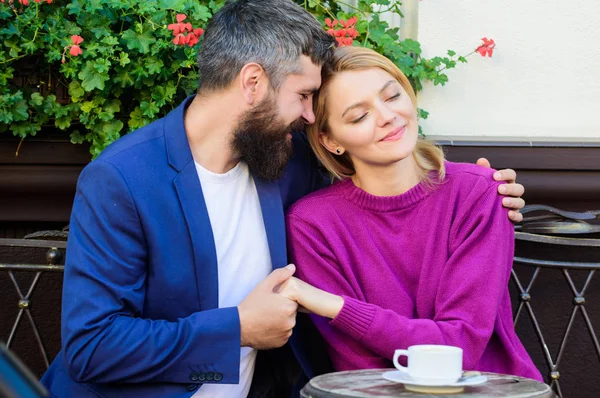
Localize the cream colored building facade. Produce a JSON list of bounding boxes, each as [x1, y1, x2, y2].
[[391, 0, 600, 141]]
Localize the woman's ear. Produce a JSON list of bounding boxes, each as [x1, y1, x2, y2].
[[319, 133, 345, 155], [239, 63, 268, 105]]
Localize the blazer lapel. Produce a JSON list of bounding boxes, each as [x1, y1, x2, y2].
[[173, 165, 219, 310], [253, 177, 287, 270], [166, 96, 218, 310]]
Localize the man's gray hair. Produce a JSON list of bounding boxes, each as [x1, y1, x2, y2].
[[197, 0, 336, 92]]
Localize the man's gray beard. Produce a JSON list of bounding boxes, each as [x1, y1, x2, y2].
[[231, 95, 305, 181]]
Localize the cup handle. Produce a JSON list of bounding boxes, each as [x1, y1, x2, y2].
[[393, 349, 409, 374]]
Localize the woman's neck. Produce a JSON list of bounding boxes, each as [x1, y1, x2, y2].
[[351, 155, 421, 197]]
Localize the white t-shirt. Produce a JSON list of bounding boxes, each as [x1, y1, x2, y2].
[[192, 161, 272, 398]]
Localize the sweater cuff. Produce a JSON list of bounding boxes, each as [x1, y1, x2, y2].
[[330, 296, 376, 342]]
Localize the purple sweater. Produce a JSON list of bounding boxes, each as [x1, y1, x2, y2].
[[286, 162, 542, 381]]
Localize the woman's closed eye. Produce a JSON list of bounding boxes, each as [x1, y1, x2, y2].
[[386, 93, 401, 101], [350, 112, 368, 124]]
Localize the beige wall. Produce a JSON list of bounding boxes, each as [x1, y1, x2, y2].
[[416, 0, 600, 140]]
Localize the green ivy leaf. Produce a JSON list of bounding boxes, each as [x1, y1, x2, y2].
[[0, 109, 13, 124], [21, 41, 38, 54], [159, 0, 187, 11], [101, 36, 120, 47], [69, 81, 85, 101], [190, 4, 212, 22], [29, 93, 44, 107], [121, 28, 156, 54], [146, 58, 165, 75], [60, 62, 79, 79], [102, 119, 124, 138], [114, 67, 136, 87], [70, 130, 85, 144], [80, 101, 96, 113], [140, 100, 160, 118], [10, 122, 40, 138], [0, 68, 14, 85], [91, 27, 112, 39], [42, 95, 58, 115], [119, 52, 131, 67], [79, 61, 110, 91], [447, 50, 456, 57], [12, 100, 29, 122], [55, 116, 72, 130], [128, 107, 149, 130]]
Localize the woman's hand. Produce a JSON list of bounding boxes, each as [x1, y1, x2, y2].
[[476, 157, 525, 222], [276, 274, 344, 319]]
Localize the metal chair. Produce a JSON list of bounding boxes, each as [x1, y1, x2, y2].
[[512, 205, 600, 397], [0, 230, 66, 376]]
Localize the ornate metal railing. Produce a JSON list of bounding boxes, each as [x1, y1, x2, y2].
[[512, 205, 600, 398], [0, 231, 66, 373]]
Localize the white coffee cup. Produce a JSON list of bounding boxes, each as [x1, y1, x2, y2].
[[393, 344, 463, 385]]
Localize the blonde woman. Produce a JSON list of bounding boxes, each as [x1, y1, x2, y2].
[[279, 46, 542, 381]]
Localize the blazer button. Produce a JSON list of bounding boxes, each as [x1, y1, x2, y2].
[[214, 372, 223, 382], [190, 373, 199, 382], [198, 372, 207, 382], [186, 384, 199, 392], [205, 372, 214, 381]]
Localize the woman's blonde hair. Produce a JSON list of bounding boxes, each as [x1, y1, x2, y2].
[[307, 46, 445, 183]]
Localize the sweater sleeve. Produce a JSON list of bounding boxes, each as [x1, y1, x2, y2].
[[286, 212, 391, 371], [289, 183, 514, 371]]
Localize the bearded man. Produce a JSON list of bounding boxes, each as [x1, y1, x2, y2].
[[41, 0, 526, 397]]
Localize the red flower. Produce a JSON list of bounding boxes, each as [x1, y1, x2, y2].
[[476, 37, 495, 57], [325, 18, 338, 28], [335, 37, 353, 47], [325, 16, 358, 46], [71, 35, 83, 45], [68, 35, 84, 57], [19, 0, 29, 4], [186, 33, 199, 47], [169, 14, 204, 47], [69, 45, 82, 56], [173, 33, 187, 46], [168, 14, 194, 36]]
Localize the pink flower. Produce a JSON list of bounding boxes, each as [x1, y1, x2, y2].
[[68, 35, 84, 57], [476, 37, 496, 57], [69, 45, 82, 56]]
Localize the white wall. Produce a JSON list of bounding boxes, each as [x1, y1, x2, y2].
[[416, 0, 600, 140]]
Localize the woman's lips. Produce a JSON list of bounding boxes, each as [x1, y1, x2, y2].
[[380, 126, 406, 142]]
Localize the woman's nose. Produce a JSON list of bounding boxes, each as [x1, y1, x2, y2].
[[377, 103, 396, 127]]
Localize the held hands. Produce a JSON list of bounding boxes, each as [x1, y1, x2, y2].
[[275, 274, 344, 320], [476, 158, 525, 222], [238, 264, 298, 349]]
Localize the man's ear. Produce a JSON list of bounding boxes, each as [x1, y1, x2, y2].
[[239, 63, 268, 105], [319, 132, 344, 155]]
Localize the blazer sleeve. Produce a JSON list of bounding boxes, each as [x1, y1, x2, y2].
[[61, 159, 241, 384]]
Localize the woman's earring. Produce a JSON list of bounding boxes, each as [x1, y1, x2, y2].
[[336, 148, 341, 154]]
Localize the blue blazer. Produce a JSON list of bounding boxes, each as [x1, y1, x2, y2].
[[41, 97, 331, 397]]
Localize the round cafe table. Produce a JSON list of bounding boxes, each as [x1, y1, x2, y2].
[[300, 369, 555, 398]]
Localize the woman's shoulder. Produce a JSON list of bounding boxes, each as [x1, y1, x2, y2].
[[443, 161, 502, 193], [286, 179, 348, 221]]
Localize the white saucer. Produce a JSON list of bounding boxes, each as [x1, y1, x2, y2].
[[382, 371, 488, 394]]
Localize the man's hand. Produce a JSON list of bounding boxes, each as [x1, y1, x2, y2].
[[476, 157, 525, 222], [238, 264, 299, 350]]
